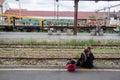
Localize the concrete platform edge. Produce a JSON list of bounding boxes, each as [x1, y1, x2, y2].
[[0, 65, 120, 71]]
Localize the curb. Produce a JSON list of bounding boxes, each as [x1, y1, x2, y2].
[[0, 65, 120, 71], [0, 68, 120, 72], [0, 65, 65, 69]]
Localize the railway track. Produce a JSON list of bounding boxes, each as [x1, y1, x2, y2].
[[0, 44, 120, 62], [0, 44, 120, 48], [0, 57, 120, 60], [0, 44, 120, 58], [0, 43, 120, 67], [0, 55, 120, 68]]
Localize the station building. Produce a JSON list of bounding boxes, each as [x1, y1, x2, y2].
[[1, 9, 120, 27], [4, 9, 103, 19]]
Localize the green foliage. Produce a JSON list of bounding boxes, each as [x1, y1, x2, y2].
[[0, 40, 7, 45], [62, 39, 101, 46], [73, 53, 80, 58], [107, 40, 120, 45], [40, 40, 48, 45], [48, 53, 55, 58], [4, 61, 11, 65], [0, 39, 120, 46], [89, 14, 96, 19], [30, 60, 37, 65], [53, 60, 59, 65]]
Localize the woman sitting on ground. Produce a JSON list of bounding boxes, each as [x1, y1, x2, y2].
[[76, 46, 95, 68]]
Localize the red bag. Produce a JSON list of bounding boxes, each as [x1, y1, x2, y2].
[[66, 64, 76, 71]]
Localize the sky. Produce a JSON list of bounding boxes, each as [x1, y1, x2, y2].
[[3, 0, 120, 12]]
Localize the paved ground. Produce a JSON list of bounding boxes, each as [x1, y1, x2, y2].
[[0, 69, 120, 80], [0, 32, 120, 40]]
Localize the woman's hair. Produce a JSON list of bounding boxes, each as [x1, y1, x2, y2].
[[84, 48, 89, 53]]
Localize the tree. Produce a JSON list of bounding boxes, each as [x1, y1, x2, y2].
[[89, 14, 96, 19]]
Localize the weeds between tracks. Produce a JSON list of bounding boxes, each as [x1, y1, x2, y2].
[[0, 39, 120, 68], [0, 39, 120, 45]]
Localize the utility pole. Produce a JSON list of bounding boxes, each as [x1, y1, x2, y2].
[[56, 0, 59, 25], [54, 0, 56, 21], [96, 3, 120, 26], [74, 0, 79, 35], [16, 0, 21, 16], [0, 5, 3, 25], [0, 0, 5, 25], [0, 0, 4, 14], [0, 5, 3, 14], [55, 0, 79, 35]]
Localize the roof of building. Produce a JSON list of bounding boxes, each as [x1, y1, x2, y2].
[[5, 9, 105, 19]]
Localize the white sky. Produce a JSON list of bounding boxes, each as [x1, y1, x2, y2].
[[3, 0, 120, 12]]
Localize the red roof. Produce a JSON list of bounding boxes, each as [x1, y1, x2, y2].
[[5, 9, 104, 19]]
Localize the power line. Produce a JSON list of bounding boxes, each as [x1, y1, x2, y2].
[[96, 3, 120, 12]]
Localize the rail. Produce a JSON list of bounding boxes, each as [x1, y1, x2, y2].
[[0, 44, 120, 48], [0, 57, 120, 60]]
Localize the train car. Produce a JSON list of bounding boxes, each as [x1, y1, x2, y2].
[[0, 14, 12, 25], [0, 14, 104, 27], [0, 14, 44, 31], [0, 13, 118, 32], [0, 14, 43, 26], [78, 18, 104, 27], [21, 18, 40, 25], [77, 19, 87, 26], [43, 19, 74, 26]]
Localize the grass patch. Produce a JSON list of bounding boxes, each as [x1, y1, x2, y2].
[[73, 53, 80, 58], [0, 39, 120, 46], [53, 60, 59, 65], [106, 40, 120, 45]]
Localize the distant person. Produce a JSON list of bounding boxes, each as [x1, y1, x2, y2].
[[118, 27, 120, 35], [76, 46, 95, 68]]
